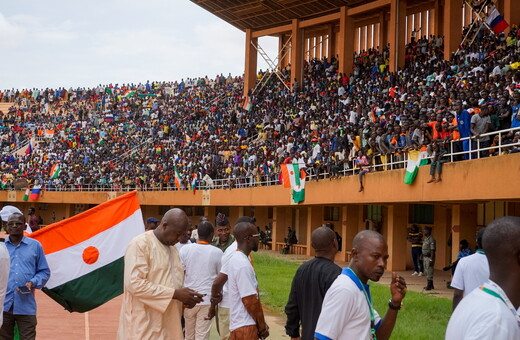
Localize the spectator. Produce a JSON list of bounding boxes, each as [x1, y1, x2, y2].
[[451, 229, 488, 310], [445, 217, 520, 339], [180, 221, 222, 340], [212, 213, 234, 252], [0, 240, 9, 328], [407, 224, 424, 276], [285, 226, 341, 340], [220, 222, 268, 339], [145, 217, 159, 231], [0, 213, 50, 340]]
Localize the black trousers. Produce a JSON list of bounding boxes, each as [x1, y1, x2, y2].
[[0, 311, 37, 340]]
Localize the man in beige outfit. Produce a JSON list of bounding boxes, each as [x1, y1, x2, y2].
[[117, 208, 204, 340]]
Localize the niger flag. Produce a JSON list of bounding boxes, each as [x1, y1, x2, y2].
[[29, 191, 145, 312]]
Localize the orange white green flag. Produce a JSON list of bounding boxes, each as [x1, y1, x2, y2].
[[174, 166, 182, 189], [280, 163, 306, 203], [29, 191, 145, 312]]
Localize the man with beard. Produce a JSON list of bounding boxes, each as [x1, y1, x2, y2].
[[314, 230, 407, 340]]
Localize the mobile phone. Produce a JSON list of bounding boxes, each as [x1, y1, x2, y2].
[[18, 286, 31, 294]]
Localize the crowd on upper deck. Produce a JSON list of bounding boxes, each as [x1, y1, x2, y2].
[[0, 23, 520, 191]]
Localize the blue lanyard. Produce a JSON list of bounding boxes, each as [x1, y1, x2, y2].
[[346, 268, 377, 340]]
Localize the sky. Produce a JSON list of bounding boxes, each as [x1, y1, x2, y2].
[[0, 0, 278, 90]]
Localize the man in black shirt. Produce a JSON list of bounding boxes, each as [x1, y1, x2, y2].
[[285, 226, 341, 340]]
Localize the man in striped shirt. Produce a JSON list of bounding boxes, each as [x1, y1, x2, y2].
[[407, 225, 423, 276]]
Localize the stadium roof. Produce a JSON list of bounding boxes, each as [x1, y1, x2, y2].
[[190, 0, 375, 32]]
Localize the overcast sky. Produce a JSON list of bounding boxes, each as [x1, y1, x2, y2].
[[0, 0, 277, 90]]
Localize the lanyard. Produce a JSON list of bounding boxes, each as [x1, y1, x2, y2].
[[346, 268, 377, 340], [197, 241, 209, 244], [480, 281, 520, 328], [476, 249, 485, 254]]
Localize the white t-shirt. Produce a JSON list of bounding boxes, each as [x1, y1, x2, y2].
[[451, 252, 489, 297], [315, 271, 382, 340], [219, 241, 238, 308], [0, 243, 10, 328], [221, 251, 257, 331], [174, 239, 192, 252], [179, 243, 222, 305], [446, 282, 520, 340]]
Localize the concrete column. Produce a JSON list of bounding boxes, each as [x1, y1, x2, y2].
[[443, 0, 463, 60], [389, 0, 406, 72], [272, 207, 279, 249], [451, 204, 478, 263], [367, 25, 373, 49], [290, 19, 303, 85], [244, 28, 258, 96], [379, 12, 388, 51], [407, 14, 413, 43], [421, 11, 428, 38], [336, 205, 362, 262], [327, 24, 336, 59], [504, 0, 520, 34], [320, 34, 324, 61], [433, 204, 451, 269], [306, 206, 324, 256], [278, 34, 286, 69], [338, 6, 355, 75], [386, 204, 408, 271]]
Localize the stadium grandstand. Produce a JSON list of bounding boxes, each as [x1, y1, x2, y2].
[[1, 0, 520, 271]]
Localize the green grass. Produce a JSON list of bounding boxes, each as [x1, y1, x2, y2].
[[252, 252, 452, 340]]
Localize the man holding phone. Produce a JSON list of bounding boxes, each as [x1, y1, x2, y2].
[[0, 212, 50, 340]]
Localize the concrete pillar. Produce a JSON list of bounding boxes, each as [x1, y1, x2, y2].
[[379, 11, 388, 51], [272, 207, 280, 249], [421, 11, 428, 38], [306, 206, 324, 256], [389, 0, 407, 72], [443, 0, 463, 60], [504, 0, 520, 34], [433, 204, 451, 269], [386, 204, 408, 271], [290, 19, 303, 85], [432, 0, 444, 37], [451, 204, 478, 263], [338, 6, 355, 75], [244, 29, 258, 96], [327, 24, 336, 59], [407, 14, 413, 43], [337, 205, 362, 262]]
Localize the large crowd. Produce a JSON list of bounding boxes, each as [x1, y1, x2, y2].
[[1, 25, 520, 192]]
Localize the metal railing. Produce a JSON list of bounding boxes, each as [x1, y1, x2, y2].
[[2, 127, 519, 192]]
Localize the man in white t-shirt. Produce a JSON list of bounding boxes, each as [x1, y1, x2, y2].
[[446, 216, 520, 340], [314, 230, 407, 340], [451, 229, 489, 310], [218, 221, 268, 339], [207, 216, 254, 340], [0, 241, 9, 328], [180, 221, 222, 340]]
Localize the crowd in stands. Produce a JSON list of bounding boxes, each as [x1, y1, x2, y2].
[[0, 23, 520, 192]]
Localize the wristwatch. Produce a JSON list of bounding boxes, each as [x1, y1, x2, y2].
[[388, 299, 402, 310]]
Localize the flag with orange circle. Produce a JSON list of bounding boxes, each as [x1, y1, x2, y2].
[[29, 191, 145, 312]]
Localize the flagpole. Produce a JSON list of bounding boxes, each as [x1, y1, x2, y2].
[[84, 312, 90, 340]]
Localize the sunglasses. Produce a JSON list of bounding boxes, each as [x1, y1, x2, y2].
[[246, 233, 261, 239]]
